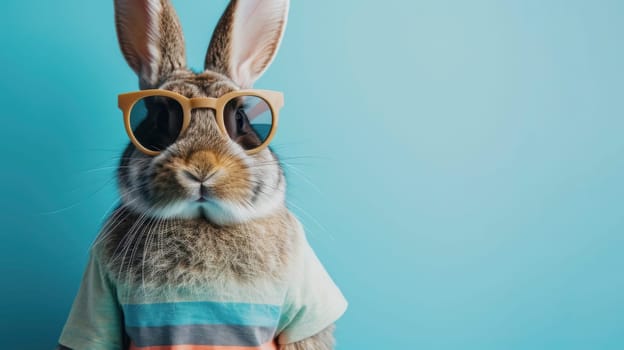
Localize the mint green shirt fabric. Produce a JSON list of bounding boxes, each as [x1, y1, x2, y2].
[[59, 219, 347, 349], [60, 253, 124, 349]]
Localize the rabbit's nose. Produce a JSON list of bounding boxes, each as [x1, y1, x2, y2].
[[181, 169, 218, 202], [185, 149, 222, 178], [182, 170, 204, 183], [197, 185, 213, 202], [182, 169, 218, 184]]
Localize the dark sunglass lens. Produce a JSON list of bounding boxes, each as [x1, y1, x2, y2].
[[223, 95, 273, 150], [129, 95, 184, 152]]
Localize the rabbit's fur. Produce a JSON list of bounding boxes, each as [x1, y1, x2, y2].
[[98, 205, 294, 291], [70, 0, 338, 349]]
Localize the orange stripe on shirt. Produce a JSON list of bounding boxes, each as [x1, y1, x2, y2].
[[129, 341, 278, 350]]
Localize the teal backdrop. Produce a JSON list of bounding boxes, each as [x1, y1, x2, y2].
[[1, 0, 623, 349]]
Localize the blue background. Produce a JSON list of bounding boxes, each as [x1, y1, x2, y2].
[[1, 0, 623, 349]]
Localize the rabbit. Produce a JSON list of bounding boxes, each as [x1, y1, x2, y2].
[[56, 1, 347, 350]]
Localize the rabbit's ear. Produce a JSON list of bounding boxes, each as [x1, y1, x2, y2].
[[114, 0, 186, 88], [205, 0, 289, 88]]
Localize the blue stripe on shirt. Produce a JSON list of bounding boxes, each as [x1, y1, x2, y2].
[[122, 301, 281, 328]]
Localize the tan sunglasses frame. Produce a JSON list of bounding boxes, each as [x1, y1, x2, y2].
[[118, 89, 284, 156]]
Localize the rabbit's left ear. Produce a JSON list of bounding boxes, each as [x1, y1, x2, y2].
[[114, 0, 186, 89], [205, 0, 289, 88]]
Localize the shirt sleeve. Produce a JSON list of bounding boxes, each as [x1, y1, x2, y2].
[[58, 252, 124, 350], [276, 223, 348, 344]]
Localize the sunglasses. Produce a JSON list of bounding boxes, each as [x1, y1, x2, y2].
[[118, 89, 284, 156]]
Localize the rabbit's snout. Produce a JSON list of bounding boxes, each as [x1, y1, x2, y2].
[[175, 150, 224, 200], [184, 150, 220, 181], [181, 169, 218, 202], [181, 169, 217, 184]]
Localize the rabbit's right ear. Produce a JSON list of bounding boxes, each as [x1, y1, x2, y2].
[[114, 0, 186, 89], [205, 0, 289, 89]]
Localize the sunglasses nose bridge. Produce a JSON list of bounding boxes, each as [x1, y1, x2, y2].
[[189, 98, 218, 110]]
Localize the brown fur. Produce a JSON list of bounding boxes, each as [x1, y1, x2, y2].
[[106, 1, 338, 349], [205, 0, 236, 74], [114, 0, 187, 88], [97, 205, 294, 289], [156, 0, 186, 82], [205, 0, 287, 87]]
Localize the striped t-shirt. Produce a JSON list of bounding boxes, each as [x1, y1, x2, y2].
[[58, 223, 347, 350], [122, 301, 281, 350]]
